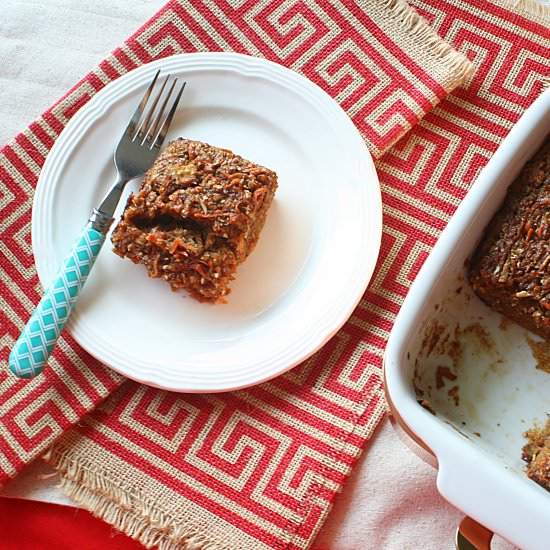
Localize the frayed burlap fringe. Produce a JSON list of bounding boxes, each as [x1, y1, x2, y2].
[[43, 447, 225, 550], [377, 0, 476, 88], [504, 0, 550, 20]]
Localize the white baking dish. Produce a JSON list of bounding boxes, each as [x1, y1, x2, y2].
[[384, 88, 550, 550]]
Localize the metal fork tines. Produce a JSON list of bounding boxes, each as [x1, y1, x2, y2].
[[127, 71, 185, 150], [90, 71, 186, 233]]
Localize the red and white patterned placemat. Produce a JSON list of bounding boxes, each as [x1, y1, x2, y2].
[[0, 0, 470, 488], [0, 0, 548, 548]]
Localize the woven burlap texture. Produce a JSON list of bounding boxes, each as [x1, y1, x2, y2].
[[37, 0, 478, 549], [45, 0, 550, 546], [0, 0, 474, 490]]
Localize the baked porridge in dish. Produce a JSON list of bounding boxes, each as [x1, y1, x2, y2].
[[111, 138, 278, 303], [468, 136, 550, 490], [469, 136, 550, 340]]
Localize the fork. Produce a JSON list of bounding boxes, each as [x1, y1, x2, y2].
[[9, 70, 185, 379]]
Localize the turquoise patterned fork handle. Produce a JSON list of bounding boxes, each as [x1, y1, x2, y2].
[[8, 225, 106, 379]]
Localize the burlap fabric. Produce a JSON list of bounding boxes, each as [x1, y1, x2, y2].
[[0, 0, 548, 548], [1, 0, 471, 487]]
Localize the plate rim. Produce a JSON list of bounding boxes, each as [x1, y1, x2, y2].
[[32, 52, 382, 392]]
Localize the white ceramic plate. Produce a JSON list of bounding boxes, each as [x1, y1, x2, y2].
[[33, 52, 381, 392]]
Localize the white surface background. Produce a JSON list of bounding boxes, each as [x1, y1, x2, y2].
[[0, 2, 516, 549]]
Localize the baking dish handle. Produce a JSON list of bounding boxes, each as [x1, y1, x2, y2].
[[456, 516, 493, 550]]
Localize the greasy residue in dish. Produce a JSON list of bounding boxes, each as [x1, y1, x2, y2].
[[411, 279, 550, 492], [414, 316, 498, 411]]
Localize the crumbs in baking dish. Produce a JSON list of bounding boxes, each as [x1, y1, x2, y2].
[[523, 418, 550, 491]]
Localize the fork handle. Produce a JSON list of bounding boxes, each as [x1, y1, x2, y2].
[[9, 225, 107, 379]]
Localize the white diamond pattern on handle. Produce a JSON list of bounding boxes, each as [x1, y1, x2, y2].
[[9, 227, 105, 379]]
